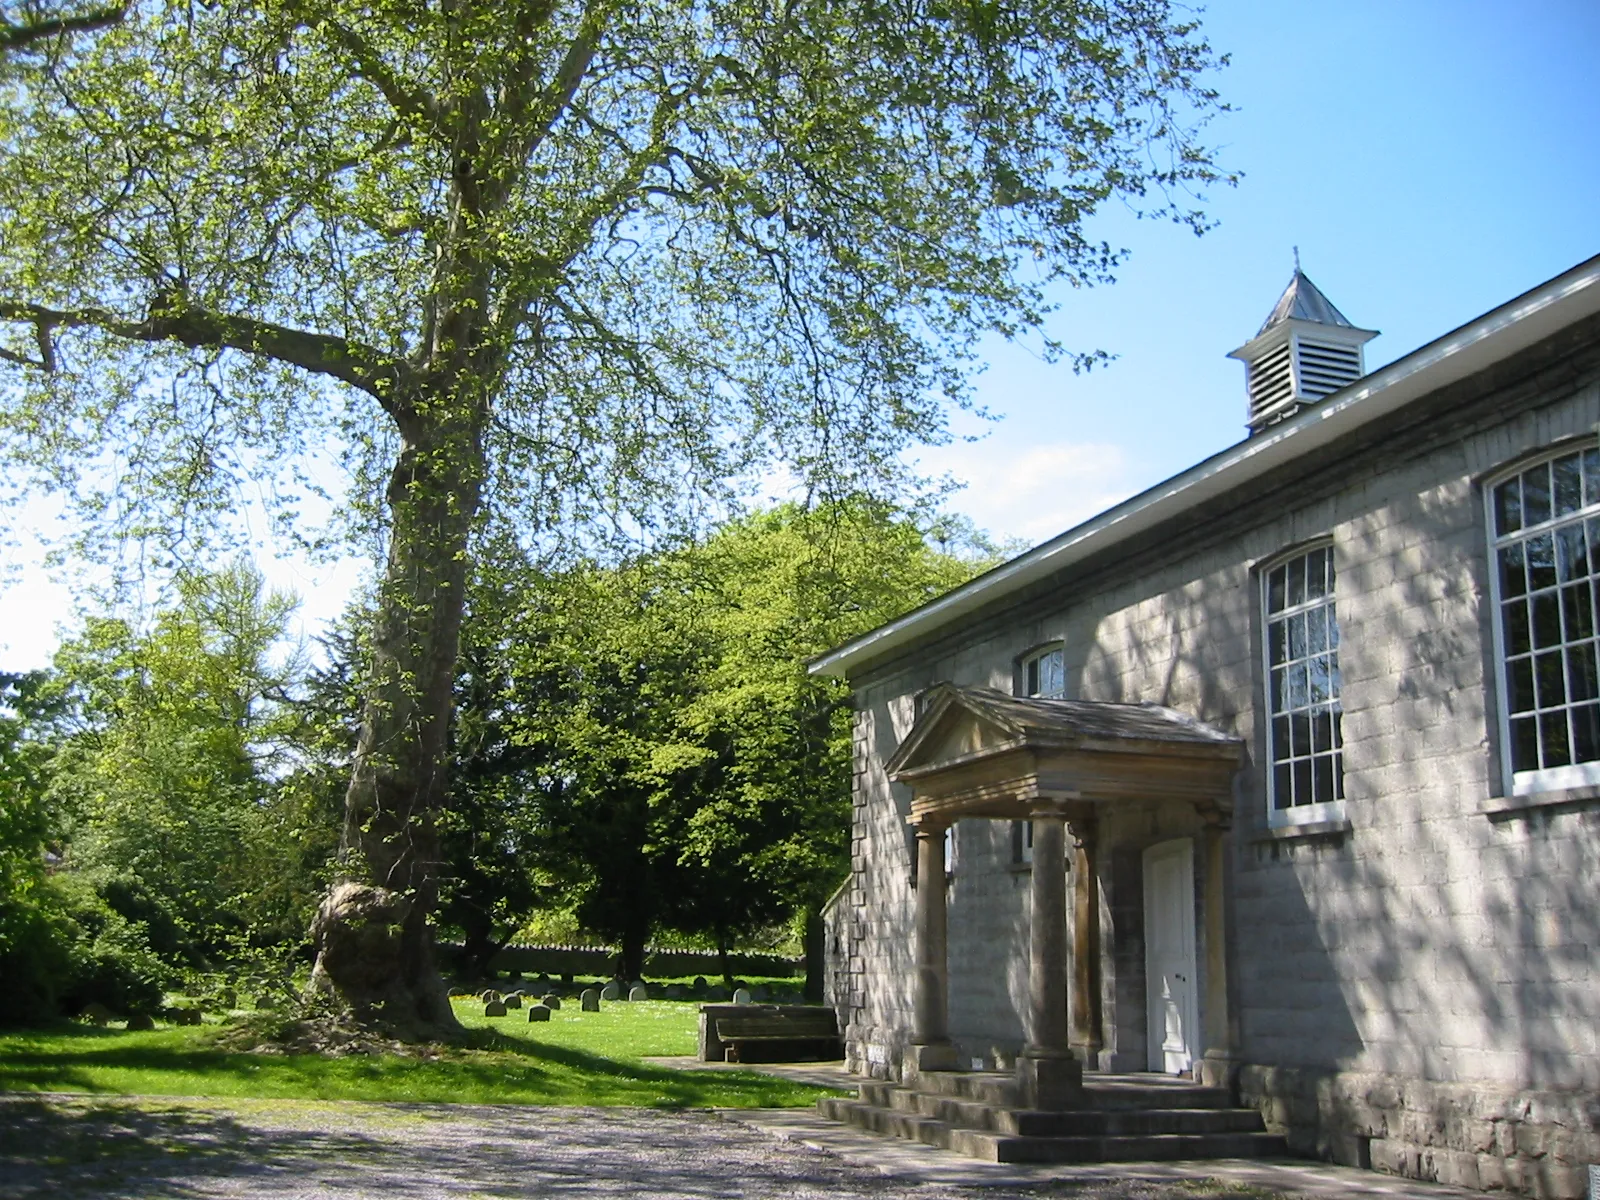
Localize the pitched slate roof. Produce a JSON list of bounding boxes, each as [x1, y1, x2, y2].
[[944, 686, 1238, 746], [1258, 269, 1356, 334]]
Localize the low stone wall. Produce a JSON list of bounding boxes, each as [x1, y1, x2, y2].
[[446, 942, 803, 980], [1240, 1064, 1600, 1199]]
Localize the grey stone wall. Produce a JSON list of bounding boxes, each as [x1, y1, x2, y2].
[[832, 331, 1600, 1193]]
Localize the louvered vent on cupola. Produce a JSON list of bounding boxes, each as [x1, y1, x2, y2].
[[1228, 265, 1377, 435]]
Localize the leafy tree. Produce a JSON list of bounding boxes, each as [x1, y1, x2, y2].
[[486, 500, 994, 984], [46, 562, 317, 966], [0, 0, 1230, 1027]]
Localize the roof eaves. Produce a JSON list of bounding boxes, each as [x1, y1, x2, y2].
[[809, 254, 1600, 681]]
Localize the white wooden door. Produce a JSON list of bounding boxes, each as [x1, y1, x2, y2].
[[1143, 839, 1199, 1074]]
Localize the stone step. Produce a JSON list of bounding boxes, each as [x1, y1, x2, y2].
[[818, 1097, 954, 1150], [1009, 1107, 1269, 1138], [1079, 1077, 1234, 1111], [948, 1128, 1290, 1164], [901, 1069, 1020, 1106]]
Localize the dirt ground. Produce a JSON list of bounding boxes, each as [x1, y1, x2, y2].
[[0, 1095, 1279, 1200]]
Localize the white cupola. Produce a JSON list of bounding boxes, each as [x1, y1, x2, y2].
[[1228, 260, 1378, 434]]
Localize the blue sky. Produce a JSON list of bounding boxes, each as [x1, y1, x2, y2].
[[2, 0, 1597, 667], [919, 0, 1600, 541]]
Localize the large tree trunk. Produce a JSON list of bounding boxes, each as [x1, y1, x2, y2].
[[308, 410, 484, 1035]]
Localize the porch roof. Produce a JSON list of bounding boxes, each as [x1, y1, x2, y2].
[[887, 685, 1243, 824]]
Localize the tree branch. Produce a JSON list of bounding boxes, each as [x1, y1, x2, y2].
[[1, 2, 123, 52], [294, 10, 440, 130], [498, 0, 614, 165], [0, 295, 411, 412]]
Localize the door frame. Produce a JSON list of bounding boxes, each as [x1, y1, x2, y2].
[[1142, 837, 1200, 1073]]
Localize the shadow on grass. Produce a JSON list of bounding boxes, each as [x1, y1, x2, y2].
[[0, 1022, 837, 1109]]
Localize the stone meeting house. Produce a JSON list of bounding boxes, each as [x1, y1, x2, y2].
[[813, 255, 1600, 1195]]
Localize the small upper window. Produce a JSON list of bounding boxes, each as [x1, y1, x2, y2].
[[1023, 646, 1065, 699], [1488, 445, 1600, 794], [1263, 545, 1345, 825]]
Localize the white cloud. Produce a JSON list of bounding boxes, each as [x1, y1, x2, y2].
[[917, 438, 1140, 547]]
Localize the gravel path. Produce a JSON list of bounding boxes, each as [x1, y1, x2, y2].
[[0, 1096, 1273, 1200]]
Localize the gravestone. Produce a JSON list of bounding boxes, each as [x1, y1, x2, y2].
[[581, 989, 600, 1012], [706, 986, 729, 1002], [169, 1007, 203, 1026], [629, 985, 649, 1002], [664, 984, 685, 1000], [218, 988, 237, 1009], [691, 976, 707, 992], [125, 1013, 155, 1031], [503, 993, 522, 1009], [81, 1002, 113, 1026], [627, 980, 645, 997], [600, 982, 621, 1001], [750, 985, 769, 1002], [732, 988, 752, 1004], [484, 999, 507, 1017], [526, 1004, 551, 1022], [541, 994, 561, 1010], [253, 995, 275, 1010], [480, 989, 500, 1003]]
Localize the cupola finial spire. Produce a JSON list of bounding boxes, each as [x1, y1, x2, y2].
[[1227, 266, 1378, 434]]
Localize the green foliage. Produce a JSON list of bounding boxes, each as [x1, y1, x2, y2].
[[44, 562, 323, 968], [474, 499, 994, 971]]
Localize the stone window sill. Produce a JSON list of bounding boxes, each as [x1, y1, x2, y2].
[[1480, 783, 1600, 816], [1248, 816, 1353, 844]]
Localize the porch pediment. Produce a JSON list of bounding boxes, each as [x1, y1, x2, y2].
[[887, 685, 1243, 824]]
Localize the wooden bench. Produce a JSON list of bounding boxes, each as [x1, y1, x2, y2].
[[715, 1010, 841, 1063]]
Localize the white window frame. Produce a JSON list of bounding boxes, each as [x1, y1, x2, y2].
[[1261, 542, 1346, 827], [1484, 442, 1600, 797]]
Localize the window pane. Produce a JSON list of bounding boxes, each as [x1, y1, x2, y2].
[[1572, 703, 1600, 764], [1288, 611, 1307, 659], [1287, 559, 1305, 608], [1557, 523, 1588, 583], [1510, 657, 1536, 713], [1524, 463, 1553, 527], [1268, 620, 1286, 666], [1329, 654, 1341, 698], [1308, 655, 1331, 705], [1272, 715, 1290, 762], [1267, 566, 1286, 613], [1495, 478, 1523, 536], [1312, 754, 1335, 805], [1293, 759, 1313, 807], [1511, 716, 1539, 772], [1504, 598, 1531, 656], [1567, 642, 1598, 702], [1554, 453, 1583, 518], [1270, 667, 1285, 711], [1328, 602, 1340, 648], [1026, 658, 1039, 696], [1043, 650, 1065, 697], [1307, 606, 1328, 654], [1332, 712, 1343, 749], [1562, 585, 1593, 642], [1290, 712, 1312, 756], [1527, 532, 1557, 591], [1500, 542, 1527, 598], [1334, 751, 1345, 798], [1585, 447, 1600, 508], [1540, 709, 1571, 767], [1532, 591, 1561, 648], [1288, 662, 1308, 709], [1312, 710, 1331, 753], [1305, 548, 1327, 600], [1274, 763, 1293, 810], [1535, 650, 1566, 709]]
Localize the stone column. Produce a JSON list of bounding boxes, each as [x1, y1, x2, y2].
[[1197, 813, 1238, 1091], [1069, 818, 1103, 1064], [1017, 811, 1083, 1109], [907, 817, 958, 1075]]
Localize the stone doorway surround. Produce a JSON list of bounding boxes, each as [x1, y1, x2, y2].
[[884, 685, 1243, 1108]]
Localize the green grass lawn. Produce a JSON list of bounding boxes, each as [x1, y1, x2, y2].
[[0, 999, 839, 1109]]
